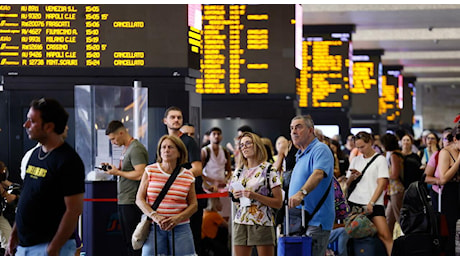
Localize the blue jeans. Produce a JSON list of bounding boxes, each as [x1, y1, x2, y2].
[[16, 239, 76, 256], [328, 227, 349, 256], [142, 223, 196, 256]]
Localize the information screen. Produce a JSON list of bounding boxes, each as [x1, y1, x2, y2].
[[196, 4, 301, 95], [298, 28, 352, 108], [379, 68, 402, 122], [350, 50, 382, 115], [0, 4, 200, 75]]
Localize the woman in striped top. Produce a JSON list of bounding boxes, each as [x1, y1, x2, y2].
[[136, 135, 197, 256]]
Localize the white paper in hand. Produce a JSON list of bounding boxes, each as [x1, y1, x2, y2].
[[230, 182, 251, 207]]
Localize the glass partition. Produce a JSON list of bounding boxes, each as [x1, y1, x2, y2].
[[74, 84, 148, 179]]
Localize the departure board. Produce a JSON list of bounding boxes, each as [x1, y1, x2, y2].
[[298, 25, 354, 108], [196, 4, 302, 95], [0, 4, 201, 75], [350, 50, 383, 115], [379, 67, 402, 122]]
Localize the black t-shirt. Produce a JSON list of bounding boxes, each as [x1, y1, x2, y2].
[[16, 142, 85, 247], [285, 145, 298, 172], [180, 134, 201, 163], [180, 133, 207, 207]]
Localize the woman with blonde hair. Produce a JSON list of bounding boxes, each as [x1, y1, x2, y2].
[[229, 132, 283, 256], [136, 135, 197, 256]]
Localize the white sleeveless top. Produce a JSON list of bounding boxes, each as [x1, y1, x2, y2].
[[202, 144, 227, 183]]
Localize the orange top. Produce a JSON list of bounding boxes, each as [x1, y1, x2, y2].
[[201, 210, 224, 239]]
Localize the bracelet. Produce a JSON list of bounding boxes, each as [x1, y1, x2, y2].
[[148, 210, 157, 217], [369, 201, 375, 206]]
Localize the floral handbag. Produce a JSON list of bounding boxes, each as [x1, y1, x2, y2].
[[344, 206, 377, 238]]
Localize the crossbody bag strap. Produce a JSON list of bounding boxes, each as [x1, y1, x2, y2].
[[309, 178, 333, 218], [151, 163, 183, 211], [348, 154, 380, 198], [360, 154, 380, 177]]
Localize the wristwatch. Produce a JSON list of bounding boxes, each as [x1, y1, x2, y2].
[[300, 189, 308, 197]]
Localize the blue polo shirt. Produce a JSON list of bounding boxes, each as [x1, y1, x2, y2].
[[288, 138, 335, 231]]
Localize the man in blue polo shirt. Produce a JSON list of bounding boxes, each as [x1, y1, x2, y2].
[[288, 115, 334, 256]]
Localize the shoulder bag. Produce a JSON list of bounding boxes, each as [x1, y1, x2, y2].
[[132, 164, 183, 250], [344, 206, 377, 238]]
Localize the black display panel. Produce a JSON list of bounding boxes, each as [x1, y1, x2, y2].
[[350, 50, 383, 115], [0, 4, 200, 76], [196, 4, 301, 95], [379, 66, 403, 122], [298, 27, 353, 108]]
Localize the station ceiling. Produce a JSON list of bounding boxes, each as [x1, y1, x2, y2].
[[302, 4, 460, 88]]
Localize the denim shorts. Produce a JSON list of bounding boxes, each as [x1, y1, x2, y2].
[[16, 239, 76, 256], [141, 223, 196, 256]]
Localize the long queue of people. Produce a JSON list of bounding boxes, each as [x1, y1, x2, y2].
[[0, 97, 459, 256], [198, 116, 460, 256]]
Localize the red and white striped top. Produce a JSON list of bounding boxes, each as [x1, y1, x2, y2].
[[145, 163, 195, 224]]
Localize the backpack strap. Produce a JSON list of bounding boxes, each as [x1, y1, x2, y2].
[[203, 145, 231, 169], [202, 146, 211, 169], [222, 147, 231, 162], [264, 163, 273, 197]]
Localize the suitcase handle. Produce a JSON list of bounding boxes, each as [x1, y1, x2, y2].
[[284, 199, 305, 236]]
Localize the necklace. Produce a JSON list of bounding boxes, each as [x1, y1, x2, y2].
[[38, 147, 52, 160], [119, 137, 135, 168]]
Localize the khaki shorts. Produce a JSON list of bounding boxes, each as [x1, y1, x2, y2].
[[233, 223, 276, 246]]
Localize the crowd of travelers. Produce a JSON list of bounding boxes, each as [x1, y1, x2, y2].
[[1, 99, 459, 256]]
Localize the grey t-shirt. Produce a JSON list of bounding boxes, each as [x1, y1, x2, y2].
[[118, 139, 148, 205]]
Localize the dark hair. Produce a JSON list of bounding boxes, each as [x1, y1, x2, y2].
[[454, 124, 460, 140], [402, 134, 415, 144], [381, 133, 400, 151], [353, 131, 373, 143], [209, 127, 222, 134], [183, 122, 194, 127], [426, 132, 440, 150], [394, 129, 406, 140], [105, 120, 124, 135], [164, 106, 182, 118], [30, 98, 68, 135], [443, 128, 454, 143], [237, 125, 253, 133], [330, 139, 346, 159]]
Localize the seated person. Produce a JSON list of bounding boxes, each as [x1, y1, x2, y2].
[[201, 198, 230, 255]]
